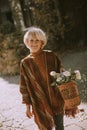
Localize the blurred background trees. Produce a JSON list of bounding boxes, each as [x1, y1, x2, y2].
[[0, 0, 87, 50], [0, 0, 87, 74], [29, 0, 87, 50]]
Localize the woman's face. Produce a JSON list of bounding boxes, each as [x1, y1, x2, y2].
[[26, 34, 43, 53]]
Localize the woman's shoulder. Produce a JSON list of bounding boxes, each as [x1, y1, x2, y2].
[[43, 50, 54, 54], [43, 50, 56, 56]]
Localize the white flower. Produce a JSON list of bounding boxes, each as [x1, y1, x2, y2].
[[50, 71, 57, 77], [62, 71, 71, 77], [74, 70, 81, 80], [56, 73, 60, 78], [56, 77, 62, 82]]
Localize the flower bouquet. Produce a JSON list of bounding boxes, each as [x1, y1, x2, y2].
[[50, 70, 81, 109]]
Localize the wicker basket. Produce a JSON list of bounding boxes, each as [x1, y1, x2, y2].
[[58, 81, 81, 109]]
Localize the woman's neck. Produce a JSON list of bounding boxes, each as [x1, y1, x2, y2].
[[30, 49, 43, 57]]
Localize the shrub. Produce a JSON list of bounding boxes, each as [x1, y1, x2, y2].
[[0, 21, 15, 34]]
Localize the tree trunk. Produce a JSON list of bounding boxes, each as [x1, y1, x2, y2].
[[8, 0, 25, 31], [53, 0, 65, 39]]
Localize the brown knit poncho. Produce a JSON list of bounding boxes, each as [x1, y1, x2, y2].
[[20, 50, 64, 130]]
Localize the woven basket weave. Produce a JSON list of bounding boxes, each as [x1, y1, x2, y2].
[[58, 81, 81, 109]]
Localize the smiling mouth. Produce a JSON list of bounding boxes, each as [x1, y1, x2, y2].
[[32, 46, 37, 48]]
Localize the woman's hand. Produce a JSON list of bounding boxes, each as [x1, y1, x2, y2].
[[26, 104, 33, 118], [65, 107, 79, 118]]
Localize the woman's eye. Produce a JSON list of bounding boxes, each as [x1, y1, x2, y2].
[[30, 40, 33, 42], [36, 40, 39, 42], [30, 39, 40, 42]]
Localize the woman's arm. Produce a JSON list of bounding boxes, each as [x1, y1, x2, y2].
[[20, 61, 33, 118], [20, 61, 32, 104], [55, 54, 65, 73]]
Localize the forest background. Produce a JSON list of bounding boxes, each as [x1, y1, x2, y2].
[[0, 0, 87, 75]]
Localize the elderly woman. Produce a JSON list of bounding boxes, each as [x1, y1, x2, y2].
[[20, 27, 77, 130]]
